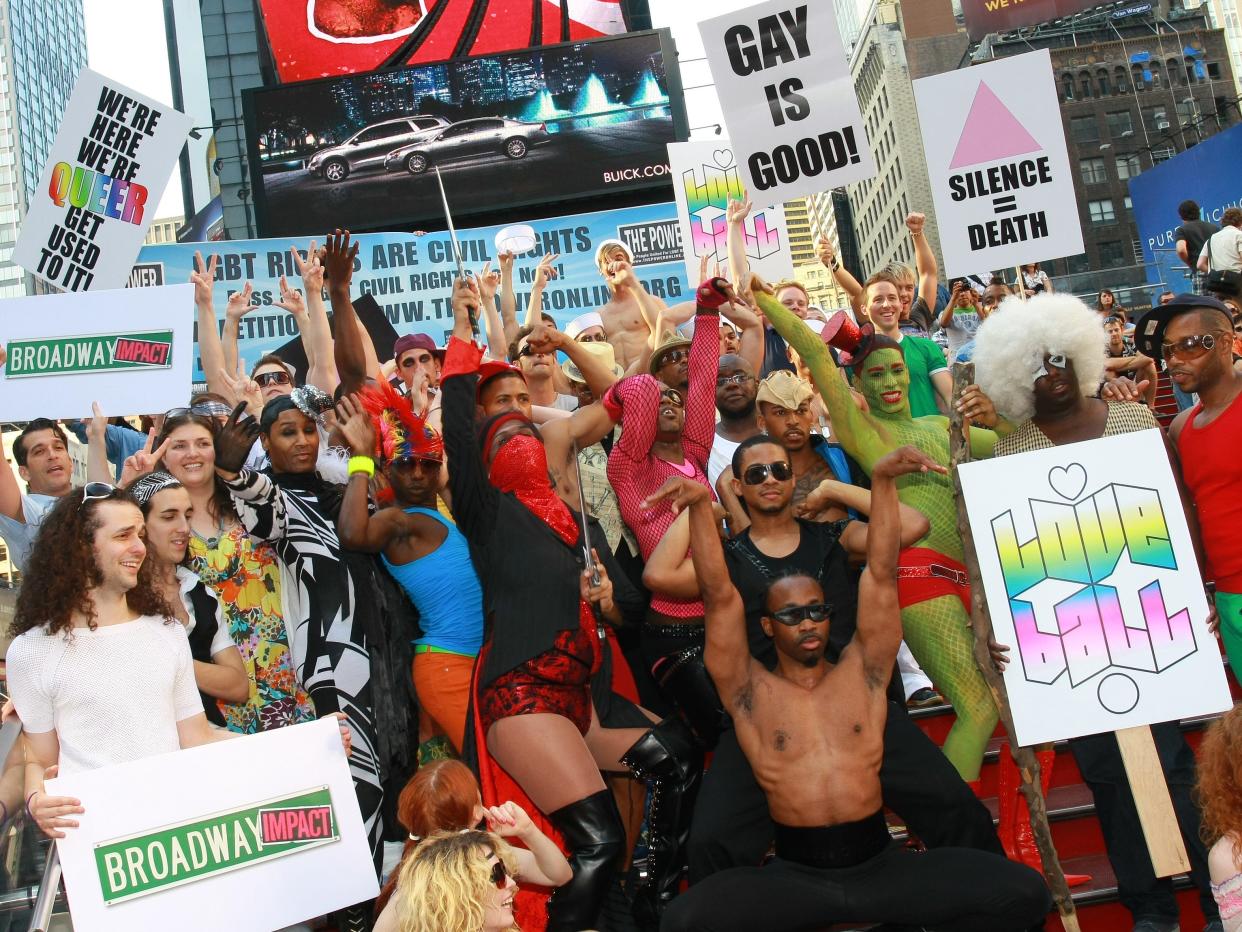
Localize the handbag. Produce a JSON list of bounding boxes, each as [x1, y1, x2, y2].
[[1204, 231, 1242, 295]]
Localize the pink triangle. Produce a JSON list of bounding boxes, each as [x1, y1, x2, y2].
[[948, 81, 1042, 169]]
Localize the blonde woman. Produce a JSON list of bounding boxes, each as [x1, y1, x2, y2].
[[392, 830, 521, 932]]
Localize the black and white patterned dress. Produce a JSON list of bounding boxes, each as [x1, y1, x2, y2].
[[223, 468, 383, 868]]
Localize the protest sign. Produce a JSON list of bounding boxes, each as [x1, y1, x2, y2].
[[134, 203, 691, 381], [47, 718, 377, 932], [12, 69, 193, 292], [913, 50, 1083, 277], [0, 284, 193, 422], [668, 141, 794, 287], [958, 429, 1232, 747], [698, 0, 875, 205]]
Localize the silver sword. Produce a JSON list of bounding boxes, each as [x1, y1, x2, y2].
[[434, 166, 478, 339]]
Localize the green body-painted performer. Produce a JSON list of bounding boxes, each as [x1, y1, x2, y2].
[[756, 274, 1006, 783]]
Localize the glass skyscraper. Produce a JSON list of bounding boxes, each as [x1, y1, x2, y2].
[[0, 0, 87, 298]]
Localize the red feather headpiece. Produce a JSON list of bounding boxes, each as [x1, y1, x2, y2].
[[359, 379, 444, 465]]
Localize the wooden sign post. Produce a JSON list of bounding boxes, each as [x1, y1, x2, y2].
[[1115, 725, 1191, 876]]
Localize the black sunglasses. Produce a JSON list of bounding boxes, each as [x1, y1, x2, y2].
[[80, 481, 116, 508], [658, 348, 690, 367], [166, 402, 232, 419], [742, 461, 793, 485], [490, 858, 510, 888], [255, 370, 292, 387], [659, 388, 685, 407], [770, 602, 833, 626]]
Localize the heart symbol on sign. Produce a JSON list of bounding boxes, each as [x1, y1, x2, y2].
[[712, 149, 734, 169], [1048, 464, 1087, 501]]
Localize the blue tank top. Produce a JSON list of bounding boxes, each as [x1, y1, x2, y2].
[[381, 507, 483, 656]]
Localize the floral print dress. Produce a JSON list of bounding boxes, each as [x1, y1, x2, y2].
[[187, 523, 315, 732]]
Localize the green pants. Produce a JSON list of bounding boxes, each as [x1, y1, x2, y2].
[[1217, 590, 1242, 683]]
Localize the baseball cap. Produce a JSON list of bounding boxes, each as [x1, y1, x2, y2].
[[476, 359, 526, 400], [394, 333, 445, 362], [1133, 293, 1233, 359]]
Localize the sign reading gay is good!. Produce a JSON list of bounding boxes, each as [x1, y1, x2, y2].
[[958, 429, 1232, 746], [49, 718, 377, 932], [11, 68, 192, 292], [913, 49, 1083, 277], [698, 0, 875, 205], [0, 284, 193, 422]]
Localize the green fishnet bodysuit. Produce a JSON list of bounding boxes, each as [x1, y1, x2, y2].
[[759, 293, 998, 780]]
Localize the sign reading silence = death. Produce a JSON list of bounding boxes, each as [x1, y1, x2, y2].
[[913, 49, 1083, 277], [698, 0, 876, 206]]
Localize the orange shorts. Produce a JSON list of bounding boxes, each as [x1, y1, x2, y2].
[[412, 649, 476, 754]]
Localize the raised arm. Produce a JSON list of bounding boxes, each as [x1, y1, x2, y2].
[[324, 230, 368, 396], [797, 479, 931, 559], [601, 374, 660, 464], [220, 282, 255, 378], [529, 323, 617, 400], [644, 477, 753, 696], [498, 250, 520, 348], [289, 243, 339, 395], [191, 252, 230, 398], [852, 448, 944, 682], [333, 395, 405, 554], [684, 279, 729, 466], [641, 506, 698, 600], [817, 236, 863, 315], [754, 286, 876, 466], [212, 405, 288, 542], [907, 212, 938, 310], [523, 254, 559, 328], [726, 195, 752, 289], [476, 262, 507, 360]]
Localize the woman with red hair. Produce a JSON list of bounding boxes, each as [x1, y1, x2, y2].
[[374, 760, 571, 931], [1197, 706, 1242, 931]]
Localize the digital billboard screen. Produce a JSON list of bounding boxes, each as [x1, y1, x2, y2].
[[255, 0, 636, 84], [243, 29, 685, 238], [961, 0, 1103, 40]]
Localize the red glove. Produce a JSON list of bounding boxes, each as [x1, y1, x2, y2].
[[696, 277, 730, 311]]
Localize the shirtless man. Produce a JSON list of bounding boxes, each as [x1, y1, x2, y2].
[[594, 240, 678, 370], [652, 448, 1051, 932]]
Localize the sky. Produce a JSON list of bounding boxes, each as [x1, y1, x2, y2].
[[82, 0, 185, 221]]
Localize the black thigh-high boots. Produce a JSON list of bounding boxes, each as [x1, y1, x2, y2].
[[545, 788, 626, 932], [622, 717, 704, 927]]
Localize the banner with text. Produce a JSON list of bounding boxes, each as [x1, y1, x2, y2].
[[913, 49, 1082, 277], [698, 0, 875, 205], [135, 203, 690, 381], [12, 68, 193, 292], [0, 284, 194, 422], [668, 141, 793, 288], [958, 429, 1232, 746], [48, 718, 378, 932]]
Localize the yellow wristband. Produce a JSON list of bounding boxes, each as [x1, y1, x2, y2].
[[348, 455, 375, 477]]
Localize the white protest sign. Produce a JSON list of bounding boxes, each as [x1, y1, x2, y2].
[[698, 0, 875, 205], [913, 49, 1083, 277], [0, 283, 194, 422], [47, 718, 378, 932], [667, 141, 794, 287], [12, 68, 193, 292], [958, 429, 1232, 747]]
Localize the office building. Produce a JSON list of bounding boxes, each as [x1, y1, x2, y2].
[[0, 0, 87, 297], [144, 215, 185, 245]]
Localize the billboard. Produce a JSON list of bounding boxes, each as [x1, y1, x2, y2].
[[1128, 122, 1242, 290], [256, 0, 638, 84], [134, 201, 689, 380], [961, 0, 1102, 41], [243, 29, 685, 238]]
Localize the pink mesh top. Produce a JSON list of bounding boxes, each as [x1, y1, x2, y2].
[[606, 309, 719, 617]]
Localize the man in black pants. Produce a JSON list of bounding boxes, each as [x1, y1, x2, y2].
[[648, 451, 1050, 931], [688, 434, 1005, 883]]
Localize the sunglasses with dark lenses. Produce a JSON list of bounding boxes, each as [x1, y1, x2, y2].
[[1233, 322, 1242, 334], [490, 859, 510, 888], [659, 348, 690, 367], [166, 402, 232, 419], [770, 602, 833, 627], [255, 370, 292, 387], [80, 481, 116, 507], [396, 457, 442, 471], [742, 461, 793, 485], [660, 388, 685, 407], [1161, 333, 1222, 360], [716, 373, 753, 387]]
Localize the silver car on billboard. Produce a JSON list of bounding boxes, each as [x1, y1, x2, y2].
[[383, 117, 551, 175], [307, 116, 450, 183]]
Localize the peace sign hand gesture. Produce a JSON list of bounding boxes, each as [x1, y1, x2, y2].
[[119, 427, 172, 486]]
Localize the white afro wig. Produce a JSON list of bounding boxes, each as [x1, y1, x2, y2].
[[972, 292, 1107, 423]]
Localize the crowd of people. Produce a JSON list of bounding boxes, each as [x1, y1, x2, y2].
[[2, 191, 1241, 932]]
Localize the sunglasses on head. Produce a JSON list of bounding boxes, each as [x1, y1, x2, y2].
[[770, 602, 832, 626], [255, 370, 292, 387], [1161, 332, 1223, 360], [742, 461, 793, 485], [80, 481, 116, 508], [659, 348, 690, 367], [166, 402, 232, 420], [490, 858, 510, 888]]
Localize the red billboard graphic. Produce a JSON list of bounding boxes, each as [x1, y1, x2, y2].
[[961, 0, 1102, 40], [257, 0, 634, 83]]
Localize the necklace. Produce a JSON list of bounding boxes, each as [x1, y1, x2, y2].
[[191, 519, 227, 550]]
